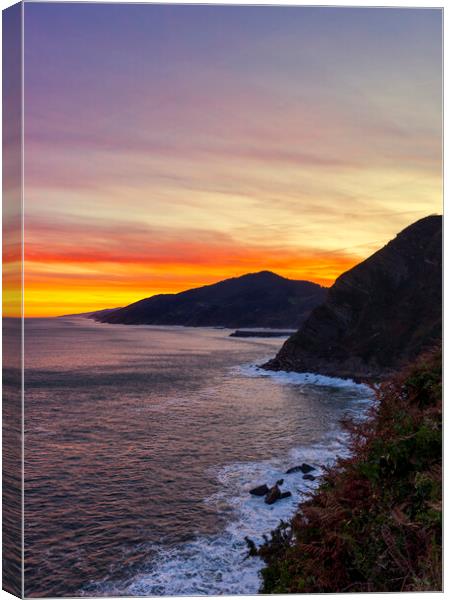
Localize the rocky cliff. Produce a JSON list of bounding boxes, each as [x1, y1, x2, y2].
[[264, 215, 442, 380]]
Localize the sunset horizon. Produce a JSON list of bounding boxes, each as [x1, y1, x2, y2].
[[20, 211, 441, 318], [10, 4, 442, 317], [22, 249, 367, 317]]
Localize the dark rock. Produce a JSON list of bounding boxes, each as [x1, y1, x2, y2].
[[303, 474, 316, 481], [249, 484, 269, 497], [276, 478, 284, 486], [286, 465, 303, 474], [263, 216, 442, 381], [245, 536, 258, 557], [301, 463, 315, 474], [279, 491, 292, 499], [265, 484, 282, 505], [286, 464, 315, 474], [230, 330, 296, 338]]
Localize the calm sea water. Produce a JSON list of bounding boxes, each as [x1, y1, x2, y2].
[[22, 318, 372, 597]]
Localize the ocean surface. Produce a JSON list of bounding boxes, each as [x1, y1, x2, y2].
[[23, 318, 373, 597]]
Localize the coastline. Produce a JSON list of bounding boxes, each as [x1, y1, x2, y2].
[[24, 320, 374, 596], [85, 326, 379, 594], [85, 367, 374, 596], [240, 362, 375, 391], [253, 347, 442, 593]]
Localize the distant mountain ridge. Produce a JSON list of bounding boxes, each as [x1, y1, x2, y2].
[[93, 271, 327, 329], [264, 215, 442, 380]]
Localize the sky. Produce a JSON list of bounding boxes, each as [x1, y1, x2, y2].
[[19, 3, 442, 317]]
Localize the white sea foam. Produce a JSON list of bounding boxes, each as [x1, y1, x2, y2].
[[236, 361, 373, 393], [90, 443, 370, 596], [88, 441, 345, 597], [88, 365, 374, 596]]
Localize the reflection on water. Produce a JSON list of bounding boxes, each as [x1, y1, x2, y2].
[[3, 318, 23, 596], [23, 318, 372, 597]]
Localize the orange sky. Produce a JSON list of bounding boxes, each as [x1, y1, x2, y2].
[[21, 217, 364, 316], [4, 5, 442, 318]]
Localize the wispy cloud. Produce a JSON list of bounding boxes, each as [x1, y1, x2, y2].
[[20, 4, 442, 316]]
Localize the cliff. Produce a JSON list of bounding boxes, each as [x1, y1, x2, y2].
[[264, 215, 442, 380]]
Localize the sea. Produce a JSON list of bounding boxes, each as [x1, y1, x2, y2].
[[21, 317, 373, 597]]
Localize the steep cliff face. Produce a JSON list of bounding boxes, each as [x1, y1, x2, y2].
[[94, 271, 327, 329], [264, 215, 442, 380]]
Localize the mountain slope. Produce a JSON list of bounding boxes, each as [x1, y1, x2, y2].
[[264, 215, 442, 380], [94, 271, 327, 328]]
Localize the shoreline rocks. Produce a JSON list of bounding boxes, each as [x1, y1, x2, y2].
[[249, 484, 270, 497], [249, 468, 316, 505], [279, 491, 292, 499], [249, 479, 293, 505], [285, 463, 315, 475], [230, 330, 296, 338], [265, 484, 282, 505]]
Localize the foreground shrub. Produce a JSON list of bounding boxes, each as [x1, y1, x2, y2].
[[254, 347, 442, 593]]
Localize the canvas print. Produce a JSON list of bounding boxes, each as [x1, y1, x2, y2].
[[2, 2, 442, 597]]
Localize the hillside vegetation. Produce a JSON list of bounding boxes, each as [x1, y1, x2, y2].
[[253, 346, 442, 592]]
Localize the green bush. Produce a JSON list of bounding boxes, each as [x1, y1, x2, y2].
[[252, 346, 442, 593]]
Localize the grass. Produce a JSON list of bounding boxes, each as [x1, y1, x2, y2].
[[250, 346, 442, 593]]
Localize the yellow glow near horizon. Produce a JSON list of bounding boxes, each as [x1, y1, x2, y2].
[[15, 5, 441, 318], [21, 252, 362, 317]]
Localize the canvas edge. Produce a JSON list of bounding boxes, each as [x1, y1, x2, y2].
[[2, 1, 24, 597]]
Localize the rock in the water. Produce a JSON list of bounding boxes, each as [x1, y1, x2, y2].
[[301, 463, 315, 474], [245, 536, 258, 557], [286, 465, 303, 474], [250, 484, 269, 496], [265, 484, 282, 505], [230, 330, 296, 338], [276, 478, 284, 486], [279, 491, 292, 499], [303, 474, 316, 481], [286, 463, 315, 474]]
